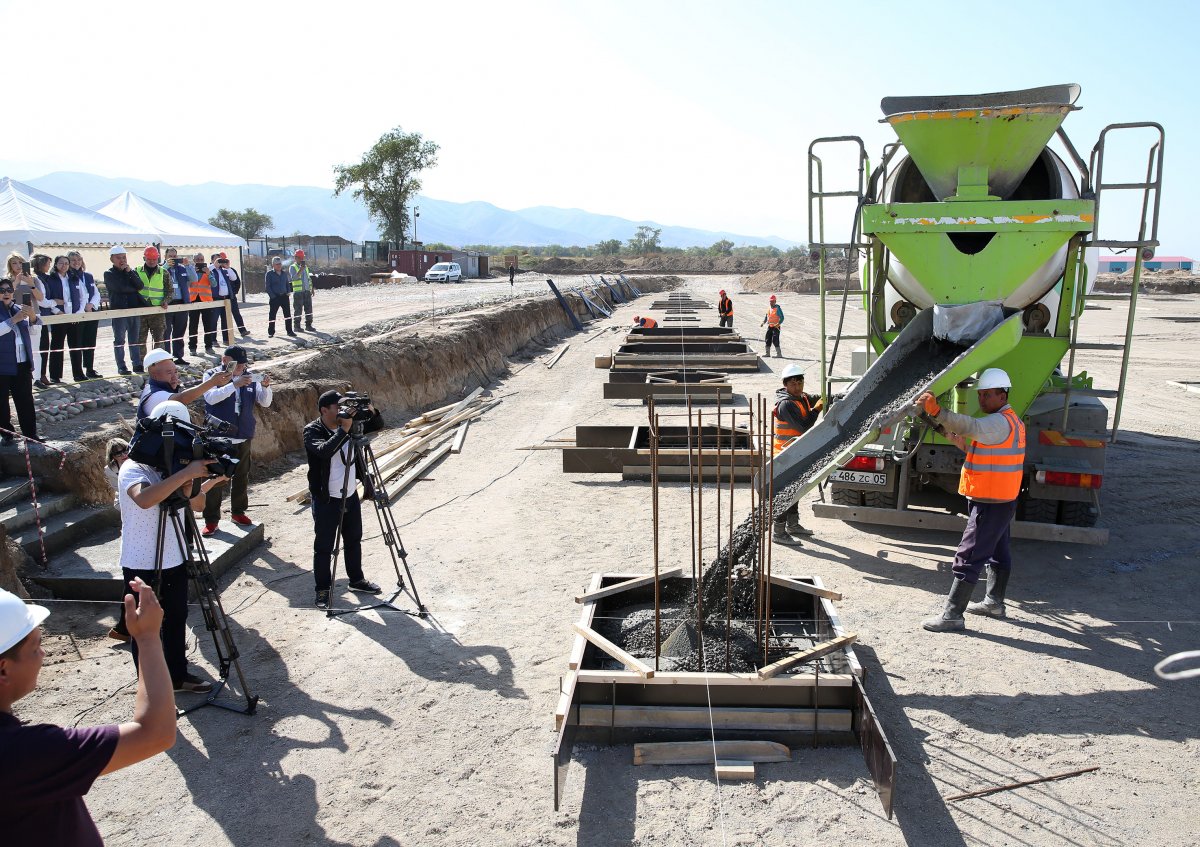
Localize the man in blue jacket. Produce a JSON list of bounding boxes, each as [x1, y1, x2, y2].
[[200, 345, 272, 534], [264, 257, 296, 338], [163, 249, 196, 365]]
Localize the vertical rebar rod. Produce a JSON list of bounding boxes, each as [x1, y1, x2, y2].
[[715, 391, 722, 556], [725, 406, 735, 672], [650, 400, 660, 672], [764, 412, 776, 667], [696, 407, 704, 672], [686, 397, 697, 584], [755, 395, 765, 645]]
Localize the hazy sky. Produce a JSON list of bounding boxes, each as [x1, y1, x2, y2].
[[2, 0, 1193, 253]]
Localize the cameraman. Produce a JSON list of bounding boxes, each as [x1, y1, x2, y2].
[[119, 400, 229, 693], [200, 346, 272, 535], [304, 390, 383, 609], [137, 348, 232, 421]]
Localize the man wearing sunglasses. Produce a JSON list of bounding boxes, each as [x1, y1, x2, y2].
[[0, 280, 39, 446]]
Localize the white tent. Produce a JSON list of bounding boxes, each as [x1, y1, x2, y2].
[[0, 177, 156, 259], [92, 192, 247, 251]]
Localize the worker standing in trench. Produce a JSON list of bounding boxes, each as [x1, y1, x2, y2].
[[761, 295, 783, 357], [717, 289, 733, 327], [772, 364, 822, 545], [916, 368, 1025, 632]]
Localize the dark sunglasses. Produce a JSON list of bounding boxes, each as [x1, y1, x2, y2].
[[0, 287, 14, 294]]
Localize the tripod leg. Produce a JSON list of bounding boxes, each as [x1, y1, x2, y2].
[[360, 441, 426, 616]]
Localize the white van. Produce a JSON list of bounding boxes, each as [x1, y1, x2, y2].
[[424, 262, 463, 283]]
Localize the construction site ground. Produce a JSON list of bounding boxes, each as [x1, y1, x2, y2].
[[23, 276, 1199, 846]]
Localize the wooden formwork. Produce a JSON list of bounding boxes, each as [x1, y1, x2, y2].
[[562, 424, 758, 480]]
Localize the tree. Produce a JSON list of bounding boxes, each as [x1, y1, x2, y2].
[[208, 208, 274, 240], [708, 239, 734, 256], [333, 127, 439, 244], [592, 238, 622, 255], [627, 225, 662, 254]]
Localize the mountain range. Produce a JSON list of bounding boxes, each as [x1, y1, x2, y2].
[[24, 171, 800, 250]]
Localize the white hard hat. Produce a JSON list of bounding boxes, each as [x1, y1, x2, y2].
[[0, 588, 49, 654], [781, 364, 806, 381], [977, 368, 1012, 390], [109, 245, 127, 256], [150, 400, 190, 422], [142, 349, 173, 369]]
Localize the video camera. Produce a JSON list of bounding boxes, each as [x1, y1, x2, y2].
[[129, 413, 241, 479], [336, 391, 374, 423]]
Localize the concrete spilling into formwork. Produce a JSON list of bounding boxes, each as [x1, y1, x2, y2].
[[6, 279, 678, 506], [598, 337, 967, 672]]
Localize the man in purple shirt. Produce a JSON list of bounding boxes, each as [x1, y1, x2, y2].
[[0, 580, 177, 845]]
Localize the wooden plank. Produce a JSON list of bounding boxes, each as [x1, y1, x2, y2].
[[577, 704, 852, 732], [715, 761, 756, 781], [568, 573, 604, 672], [387, 442, 452, 499], [574, 669, 854, 688], [450, 421, 469, 454], [633, 740, 790, 766], [412, 399, 459, 424], [757, 633, 858, 680], [544, 345, 569, 369], [768, 574, 842, 602], [571, 623, 654, 678], [574, 569, 683, 604], [445, 387, 485, 419]]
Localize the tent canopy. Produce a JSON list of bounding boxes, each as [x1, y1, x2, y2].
[[92, 191, 246, 249], [0, 177, 157, 253]]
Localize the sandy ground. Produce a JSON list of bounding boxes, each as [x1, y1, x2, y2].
[[22, 276, 1200, 846]]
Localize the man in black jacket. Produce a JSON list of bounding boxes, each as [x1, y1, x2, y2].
[[303, 390, 383, 609], [104, 246, 146, 374]]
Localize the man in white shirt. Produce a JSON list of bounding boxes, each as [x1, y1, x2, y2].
[[118, 401, 228, 692]]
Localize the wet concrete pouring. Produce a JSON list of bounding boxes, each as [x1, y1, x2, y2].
[[597, 338, 965, 673]]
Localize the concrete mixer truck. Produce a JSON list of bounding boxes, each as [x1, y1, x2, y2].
[[768, 84, 1163, 545]]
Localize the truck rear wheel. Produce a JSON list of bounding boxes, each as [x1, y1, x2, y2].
[[864, 490, 898, 509], [1059, 500, 1098, 527], [1017, 496, 1058, 524], [831, 486, 864, 507]]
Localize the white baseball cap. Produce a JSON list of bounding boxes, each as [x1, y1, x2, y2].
[[0, 589, 50, 654], [142, 349, 173, 368], [109, 245, 127, 256]]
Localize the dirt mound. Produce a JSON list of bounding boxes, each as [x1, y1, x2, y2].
[[742, 265, 858, 295], [1094, 271, 1198, 294]]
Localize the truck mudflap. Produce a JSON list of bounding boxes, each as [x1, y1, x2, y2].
[[854, 676, 899, 819]]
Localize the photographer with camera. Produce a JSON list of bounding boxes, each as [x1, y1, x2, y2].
[[200, 346, 271, 535], [0, 580, 178, 845], [119, 400, 230, 693], [304, 390, 384, 609], [137, 348, 232, 421]]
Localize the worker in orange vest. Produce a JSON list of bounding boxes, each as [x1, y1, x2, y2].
[[186, 253, 216, 354], [916, 368, 1025, 632], [633, 315, 658, 329], [771, 364, 823, 546], [717, 289, 733, 328], [760, 295, 783, 357]]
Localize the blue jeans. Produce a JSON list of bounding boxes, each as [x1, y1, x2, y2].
[[111, 315, 143, 369], [952, 499, 1017, 584]]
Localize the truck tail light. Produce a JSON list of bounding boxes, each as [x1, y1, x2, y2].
[[842, 456, 885, 472], [1035, 470, 1102, 489]]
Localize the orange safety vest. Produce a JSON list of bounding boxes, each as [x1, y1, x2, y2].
[[190, 270, 213, 302], [772, 394, 818, 456], [766, 305, 782, 328], [640, 317, 658, 328], [959, 406, 1025, 502], [719, 297, 733, 317]]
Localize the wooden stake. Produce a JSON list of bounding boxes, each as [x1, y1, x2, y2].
[[945, 766, 1100, 802], [571, 623, 654, 678]]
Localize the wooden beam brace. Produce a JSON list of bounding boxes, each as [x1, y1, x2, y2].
[[574, 569, 683, 604], [571, 623, 654, 678], [757, 633, 858, 680]]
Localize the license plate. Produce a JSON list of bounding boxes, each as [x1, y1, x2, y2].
[[829, 470, 888, 486]]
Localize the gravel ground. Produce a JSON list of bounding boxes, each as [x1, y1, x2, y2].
[[19, 275, 1200, 846]]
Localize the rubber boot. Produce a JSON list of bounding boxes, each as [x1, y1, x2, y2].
[[922, 578, 974, 632], [772, 521, 802, 546], [966, 565, 1009, 618], [785, 515, 814, 538]]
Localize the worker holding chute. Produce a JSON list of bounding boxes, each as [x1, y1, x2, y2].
[[771, 364, 823, 546]]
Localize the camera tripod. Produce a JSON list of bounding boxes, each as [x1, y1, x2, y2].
[[326, 421, 427, 619], [151, 490, 259, 716]]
